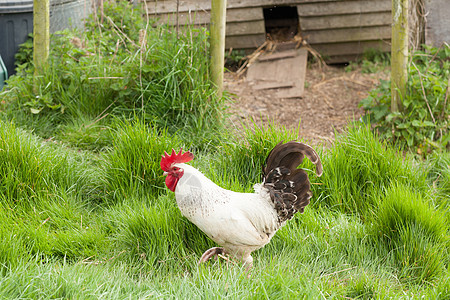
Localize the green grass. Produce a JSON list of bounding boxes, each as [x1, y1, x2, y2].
[[315, 124, 428, 218], [0, 118, 448, 298], [372, 183, 448, 283], [0, 1, 448, 297], [102, 119, 184, 201], [1, 2, 226, 152]]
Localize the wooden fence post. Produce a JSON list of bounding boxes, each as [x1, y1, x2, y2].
[[210, 0, 227, 98], [391, 0, 409, 112], [33, 0, 50, 71], [33, 0, 50, 92]]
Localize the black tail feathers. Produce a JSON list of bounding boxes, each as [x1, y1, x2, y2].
[[262, 141, 322, 223]]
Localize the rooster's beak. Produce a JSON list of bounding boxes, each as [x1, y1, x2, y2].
[[163, 171, 169, 176]]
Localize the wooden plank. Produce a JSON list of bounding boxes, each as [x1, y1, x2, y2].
[[253, 81, 295, 90], [225, 7, 264, 23], [227, 20, 265, 36], [144, 0, 370, 14], [311, 40, 391, 57], [425, 0, 450, 47], [145, 0, 210, 15], [156, 20, 265, 37], [149, 11, 209, 25], [297, 0, 391, 17], [247, 48, 308, 98], [225, 34, 266, 49], [304, 25, 391, 44], [300, 12, 391, 31], [258, 50, 297, 61], [149, 7, 263, 26]]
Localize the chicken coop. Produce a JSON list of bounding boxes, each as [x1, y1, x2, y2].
[[143, 0, 392, 63]]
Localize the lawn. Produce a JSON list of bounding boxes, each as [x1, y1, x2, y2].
[[0, 1, 448, 299]]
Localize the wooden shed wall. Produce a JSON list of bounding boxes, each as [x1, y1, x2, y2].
[[297, 0, 391, 62], [143, 0, 392, 63]]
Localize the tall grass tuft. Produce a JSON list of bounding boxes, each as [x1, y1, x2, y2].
[[112, 196, 213, 273], [344, 272, 377, 299], [316, 123, 428, 217], [205, 121, 318, 191], [371, 183, 448, 283], [0, 120, 101, 203], [426, 151, 450, 208], [137, 25, 226, 149], [1, 0, 226, 151], [0, 202, 30, 274], [102, 120, 183, 201]]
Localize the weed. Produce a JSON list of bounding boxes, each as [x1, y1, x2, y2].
[[360, 45, 449, 154], [344, 48, 390, 74]]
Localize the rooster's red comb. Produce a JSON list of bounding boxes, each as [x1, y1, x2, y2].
[[160, 148, 194, 171]]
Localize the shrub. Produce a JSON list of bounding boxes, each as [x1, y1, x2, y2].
[[360, 45, 449, 154]]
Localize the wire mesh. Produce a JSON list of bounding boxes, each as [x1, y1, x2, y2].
[[50, 0, 94, 33]]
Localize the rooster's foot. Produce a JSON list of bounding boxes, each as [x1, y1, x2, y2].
[[198, 247, 227, 264]]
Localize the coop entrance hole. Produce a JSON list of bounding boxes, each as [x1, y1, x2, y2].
[[263, 6, 299, 41]]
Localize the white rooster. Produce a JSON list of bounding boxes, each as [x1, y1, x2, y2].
[[161, 141, 322, 268]]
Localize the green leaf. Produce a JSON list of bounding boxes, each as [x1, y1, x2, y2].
[[47, 104, 61, 110], [30, 107, 43, 114], [412, 120, 421, 127]]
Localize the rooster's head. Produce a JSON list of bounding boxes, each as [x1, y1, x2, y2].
[[161, 149, 194, 192]]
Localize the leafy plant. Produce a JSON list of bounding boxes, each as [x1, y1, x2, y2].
[[360, 45, 449, 154], [345, 48, 390, 74], [2, 0, 226, 151], [225, 49, 246, 71], [14, 34, 33, 73]]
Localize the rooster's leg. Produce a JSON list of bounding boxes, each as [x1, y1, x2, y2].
[[198, 247, 226, 264]]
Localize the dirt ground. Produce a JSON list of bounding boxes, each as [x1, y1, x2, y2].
[[225, 63, 389, 146]]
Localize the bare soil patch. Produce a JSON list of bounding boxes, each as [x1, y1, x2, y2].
[[225, 63, 389, 146]]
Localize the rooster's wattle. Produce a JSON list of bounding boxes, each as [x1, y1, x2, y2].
[[161, 141, 322, 268]]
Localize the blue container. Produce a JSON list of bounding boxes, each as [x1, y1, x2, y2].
[[0, 0, 33, 76], [0, 54, 7, 90]]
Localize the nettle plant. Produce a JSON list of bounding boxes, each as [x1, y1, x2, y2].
[[360, 45, 449, 154]]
